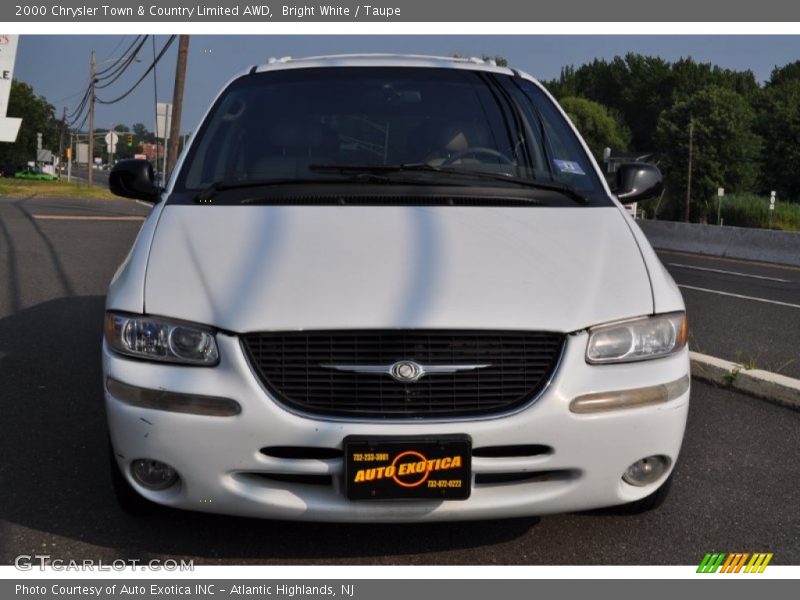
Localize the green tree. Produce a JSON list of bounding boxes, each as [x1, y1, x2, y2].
[[671, 58, 759, 102], [132, 122, 155, 144], [756, 78, 800, 200], [0, 80, 60, 169], [559, 96, 631, 160], [765, 60, 800, 88], [656, 86, 761, 220], [544, 54, 674, 149], [544, 54, 760, 151]]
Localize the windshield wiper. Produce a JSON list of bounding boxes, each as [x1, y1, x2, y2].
[[196, 178, 309, 202], [309, 163, 589, 204], [195, 175, 400, 203]]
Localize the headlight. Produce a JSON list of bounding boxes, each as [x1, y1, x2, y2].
[[586, 312, 687, 364], [105, 313, 219, 365]]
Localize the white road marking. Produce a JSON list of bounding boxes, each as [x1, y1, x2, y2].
[[678, 284, 800, 309], [668, 262, 792, 283], [656, 249, 800, 273], [32, 214, 145, 221]]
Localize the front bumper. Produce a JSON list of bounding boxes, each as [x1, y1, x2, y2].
[[103, 332, 690, 522]]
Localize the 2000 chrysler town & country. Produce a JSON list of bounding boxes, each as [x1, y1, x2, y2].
[[104, 54, 690, 521]]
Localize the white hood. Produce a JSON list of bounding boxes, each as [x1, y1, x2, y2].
[[143, 205, 653, 333]]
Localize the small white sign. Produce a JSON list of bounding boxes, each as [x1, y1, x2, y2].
[[156, 102, 172, 140], [104, 131, 119, 153], [770, 204, 775, 210], [717, 187, 724, 197]]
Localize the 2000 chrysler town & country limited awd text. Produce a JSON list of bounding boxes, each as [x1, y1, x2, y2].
[[104, 54, 690, 521]]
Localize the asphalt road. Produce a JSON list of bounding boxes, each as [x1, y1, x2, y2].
[[658, 250, 800, 378], [0, 196, 798, 566], [64, 164, 110, 188]]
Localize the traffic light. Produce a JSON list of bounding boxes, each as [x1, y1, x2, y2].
[[127, 134, 133, 147]]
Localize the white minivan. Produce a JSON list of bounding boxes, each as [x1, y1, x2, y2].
[[104, 54, 689, 521]]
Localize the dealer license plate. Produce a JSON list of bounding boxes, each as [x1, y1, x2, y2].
[[344, 435, 471, 500]]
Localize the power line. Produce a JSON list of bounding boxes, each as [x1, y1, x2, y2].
[[66, 81, 92, 118], [95, 36, 150, 88], [66, 36, 147, 124], [74, 106, 89, 132], [95, 35, 143, 78], [96, 35, 176, 105], [101, 35, 128, 63], [66, 90, 90, 126], [54, 81, 92, 105]]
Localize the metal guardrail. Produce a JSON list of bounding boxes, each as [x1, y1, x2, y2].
[[637, 220, 800, 267]]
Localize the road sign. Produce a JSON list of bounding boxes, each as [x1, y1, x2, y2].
[[104, 131, 119, 153], [717, 187, 724, 197], [76, 142, 88, 164], [0, 34, 22, 142], [156, 103, 172, 139]]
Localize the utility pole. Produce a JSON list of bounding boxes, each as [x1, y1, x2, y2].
[[685, 118, 694, 223], [67, 130, 73, 182], [59, 106, 67, 175], [88, 49, 96, 188], [167, 35, 190, 178]]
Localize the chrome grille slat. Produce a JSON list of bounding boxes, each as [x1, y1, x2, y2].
[[242, 330, 564, 418]]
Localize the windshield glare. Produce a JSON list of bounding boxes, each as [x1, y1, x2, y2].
[[176, 67, 603, 196]]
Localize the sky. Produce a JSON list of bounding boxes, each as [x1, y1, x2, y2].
[[12, 35, 800, 135]]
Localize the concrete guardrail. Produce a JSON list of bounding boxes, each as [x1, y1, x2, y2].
[[636, 220, 800, 267]]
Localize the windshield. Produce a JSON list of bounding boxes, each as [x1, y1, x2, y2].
[[174, 67, 606, 201]]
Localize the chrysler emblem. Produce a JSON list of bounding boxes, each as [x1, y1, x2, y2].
[[319, 360, 492, 382], [390, 360, 423, 382]]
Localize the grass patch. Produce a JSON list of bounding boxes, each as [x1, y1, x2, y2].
[[717, 193, 800, 231], [0, 177, 114, 200]]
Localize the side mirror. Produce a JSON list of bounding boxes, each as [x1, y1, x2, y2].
[[109, 159, 161, 203], [615, 162, 663, 203]]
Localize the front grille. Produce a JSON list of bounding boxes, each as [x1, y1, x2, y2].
[[242, 330, 564, 419]]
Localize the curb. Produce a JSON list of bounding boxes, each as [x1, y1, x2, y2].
[[690, 351, 800, 410]]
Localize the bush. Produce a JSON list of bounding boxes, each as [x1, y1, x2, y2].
[[717, 193, 800, 231]]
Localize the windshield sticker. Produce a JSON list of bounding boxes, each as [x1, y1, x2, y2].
[[553, 159, 586, 175]]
